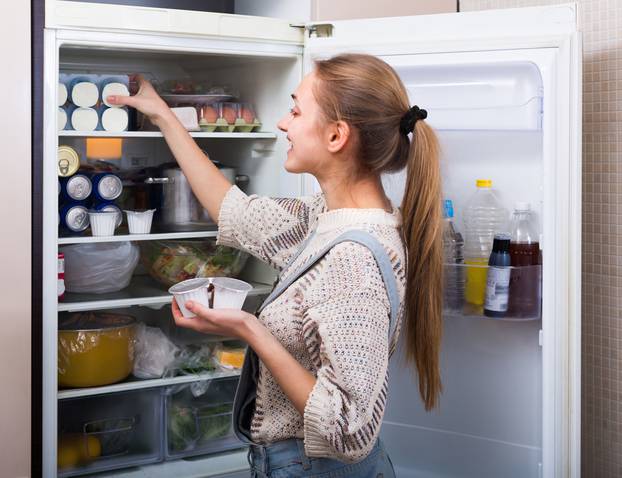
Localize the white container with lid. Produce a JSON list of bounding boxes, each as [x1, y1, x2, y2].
[[69, 77, 99, 108], [125, 209, 156, 234], [88, 211, 119, 237], [100, 107, 129, 132], [71, 106, 99, 131], [168, 278, 211, 317], [211, 277, 252, 310]]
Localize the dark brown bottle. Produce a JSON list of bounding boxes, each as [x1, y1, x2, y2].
[[507, 203, 542, 318]]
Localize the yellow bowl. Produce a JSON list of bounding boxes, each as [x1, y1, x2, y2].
[[58, 313, 136, 388]]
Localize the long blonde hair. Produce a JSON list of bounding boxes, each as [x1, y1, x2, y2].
[[314, 54, 443, 410]]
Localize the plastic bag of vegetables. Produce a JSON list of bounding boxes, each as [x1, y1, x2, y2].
[[140, 239, 249, 287]]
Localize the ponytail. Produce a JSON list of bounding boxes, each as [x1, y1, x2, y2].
[[401, 120, 443, 411], [312, 53, 443, 410]]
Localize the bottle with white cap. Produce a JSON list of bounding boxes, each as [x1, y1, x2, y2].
[[507, 202, 542, 318]]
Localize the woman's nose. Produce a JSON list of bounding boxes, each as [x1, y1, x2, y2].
[[277, 114, 289, 132]]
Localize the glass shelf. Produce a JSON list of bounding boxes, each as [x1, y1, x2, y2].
[[443, 263, 542, 321], [58, 275, 273, 312]]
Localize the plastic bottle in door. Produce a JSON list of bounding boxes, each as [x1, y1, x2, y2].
[[442, 199, 465, 311], [463, 179, 507, 311], [507, 202, 542, 318], [484, 234, 511, 318]]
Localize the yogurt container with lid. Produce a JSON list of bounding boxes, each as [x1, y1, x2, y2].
[[168, 278, 211, 318]]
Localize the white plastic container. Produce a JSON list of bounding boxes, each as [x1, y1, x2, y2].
[[211, 277, 252, 310], [58, 82, 68, 106], [125, 209, 156, 234], [168, 278, 211, 318], [101, 81, 130, 107], [58, 107, 67, 131], [88, 211, 119, 237], [101, 106, 129, 132], [71, 106, 99, 131], [69, 77, 99, 108]]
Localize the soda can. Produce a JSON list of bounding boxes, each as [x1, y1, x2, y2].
[[92, 173, 123, 201], [93, 202, 122, 228], [60, 174, 92, 202], [57, 145, 80, 177], [60, 203, 90, 233]]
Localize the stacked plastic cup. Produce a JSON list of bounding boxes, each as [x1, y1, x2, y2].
[[124, 209, 156, 234], [88, 211, 119, 237], [168, 278, 211, 318], [211, 277, 253, 310]]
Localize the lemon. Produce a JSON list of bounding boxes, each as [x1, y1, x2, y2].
[[57, 434, 102, 469]]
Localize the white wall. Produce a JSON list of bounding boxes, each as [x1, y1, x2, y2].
[[0, 1, 31, 477]]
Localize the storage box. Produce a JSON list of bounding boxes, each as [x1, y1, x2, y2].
[[164, 376, 243, 460], [57, 389, 163, 477]]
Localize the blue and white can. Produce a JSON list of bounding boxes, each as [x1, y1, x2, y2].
[[60, 174, 92, 202], [60, 203, 90, 233], [91, 173, 123, 202]]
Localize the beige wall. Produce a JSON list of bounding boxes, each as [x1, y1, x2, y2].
[[460, 1, 619, 476], [0, 1, 32, 477], [312, 0, 456, 20]]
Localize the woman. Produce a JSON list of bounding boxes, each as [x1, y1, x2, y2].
[[108, 53, 442, 477]]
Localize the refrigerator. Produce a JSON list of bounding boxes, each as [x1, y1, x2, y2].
[[38, 2, 581, 477]]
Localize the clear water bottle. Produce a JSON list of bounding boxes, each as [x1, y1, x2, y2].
[[463, 179, 507, 309], [442, 200, 465, 311]]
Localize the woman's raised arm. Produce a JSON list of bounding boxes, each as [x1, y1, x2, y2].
[[106, 76, 232, 224]]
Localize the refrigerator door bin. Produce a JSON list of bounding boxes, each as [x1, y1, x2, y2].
[[443, 263, 542, 321], [396, 61, 543, 131], [164, 376, 243, 460], [57, 389, 163, 477]]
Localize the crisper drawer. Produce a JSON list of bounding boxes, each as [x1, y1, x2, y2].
[[57, 389, 163, 477], [164, 376, 244, 460]]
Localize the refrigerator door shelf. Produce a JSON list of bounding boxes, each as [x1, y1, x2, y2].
[[400, 61, 543, 131]]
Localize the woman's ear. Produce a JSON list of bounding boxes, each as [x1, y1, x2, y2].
[[325, 120, 351, 153]]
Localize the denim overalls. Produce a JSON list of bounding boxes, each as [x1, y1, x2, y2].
[[232, 230, 400, 477]]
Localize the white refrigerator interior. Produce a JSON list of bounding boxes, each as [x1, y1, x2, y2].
[[42, 2, 580, 477]]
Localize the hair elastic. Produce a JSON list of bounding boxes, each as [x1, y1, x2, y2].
[[399, 105, 428, 136]]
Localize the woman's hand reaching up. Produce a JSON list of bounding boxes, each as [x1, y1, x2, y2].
[[106, 75, 172, 127]]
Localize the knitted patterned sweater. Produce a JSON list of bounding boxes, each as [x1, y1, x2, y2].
[[216, 185, 407, 463]]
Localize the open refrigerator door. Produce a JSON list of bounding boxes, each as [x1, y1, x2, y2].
[[302, 4, 581, 478]]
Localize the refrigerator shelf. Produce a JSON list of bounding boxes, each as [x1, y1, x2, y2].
[[58, 369, 241, 400], [444, 309, 541, 322], [58, 230, 218, 245], [58, 275, 273, 312], [59, 130, 278, 139]]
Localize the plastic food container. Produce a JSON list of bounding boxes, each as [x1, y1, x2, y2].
[[139, 239, 249, 287], [211, 277, 252, 310], [164, 377, 241, 460], [125, 209, 156, 234], [168, 278, 211, 318], [88, 211, 119, 237], [58, 313, 136, 388]]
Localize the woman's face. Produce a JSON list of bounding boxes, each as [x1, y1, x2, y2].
[[277, 72, 329, 176]]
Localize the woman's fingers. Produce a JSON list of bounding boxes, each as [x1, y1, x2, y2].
[[106, 94, 137, 108]]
